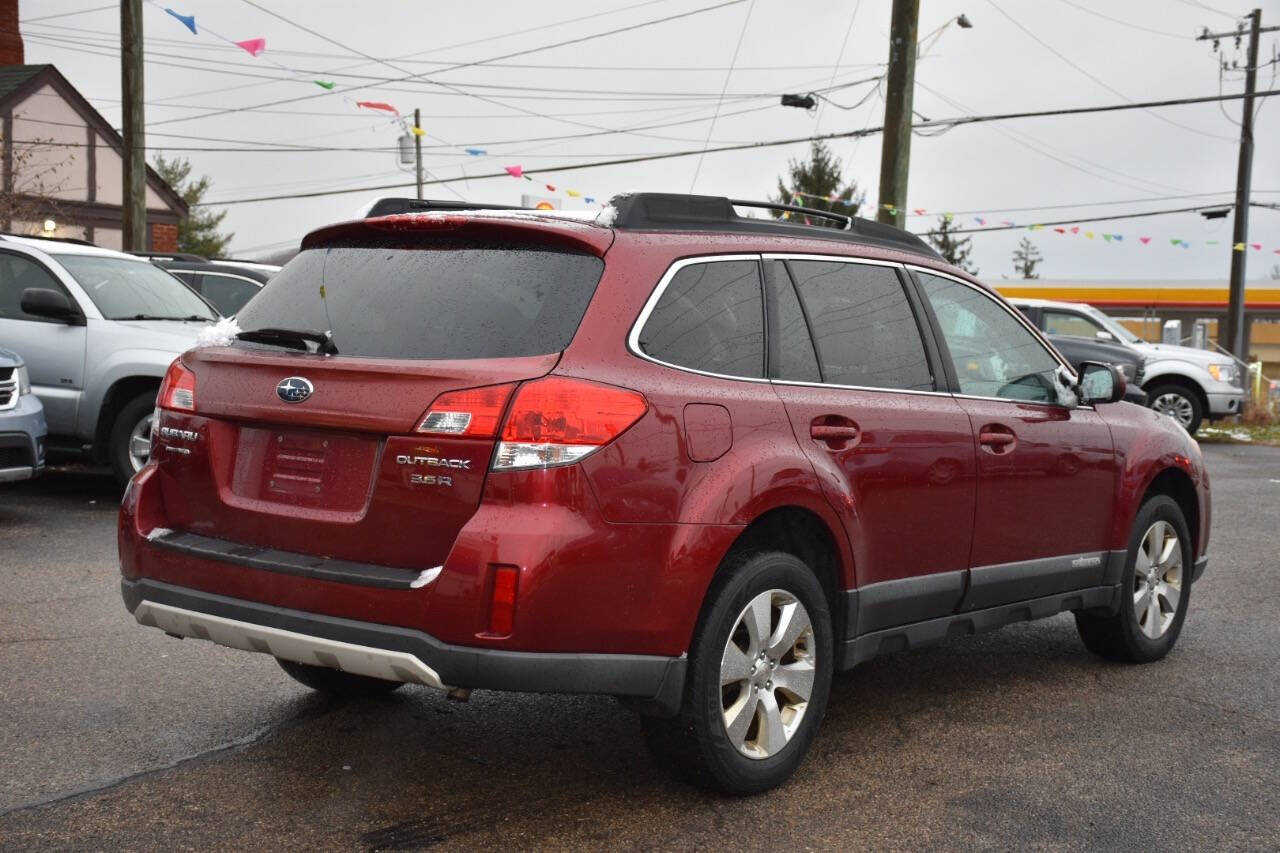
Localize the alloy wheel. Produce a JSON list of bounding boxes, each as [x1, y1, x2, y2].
[[128, 412, 153, 473], [719, 589, 816, 759], [1133, 520, 1183, 639], [1151, 392, 1195, 429]]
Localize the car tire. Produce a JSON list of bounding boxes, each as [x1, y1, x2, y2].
[[108, 391, 159, 486], [276, 658, 405, 697], [640, 550, 833, 795], [1146, 383, 1203, 434], [1074, 495, 1193, 663]]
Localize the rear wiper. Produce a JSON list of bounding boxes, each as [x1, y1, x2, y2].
[[235, 327, 338, 355]]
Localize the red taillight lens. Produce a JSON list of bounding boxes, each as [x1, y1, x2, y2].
[[416, 383, 515, 437], [488, 566, 519, 636], [493, 376, 647, 470], [158, 360, 196, 411]]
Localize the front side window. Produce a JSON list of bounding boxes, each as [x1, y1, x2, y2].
[[918, 273, 1062, 403], [0, 253, 78, 322], [1043, 309, 1105, 340], [53, 255, 216, 321], [637, 260, 764, 378], [786, 260, 932, 391]]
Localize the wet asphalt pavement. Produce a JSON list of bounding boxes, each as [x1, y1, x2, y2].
[[0, 446, 1276, 851]]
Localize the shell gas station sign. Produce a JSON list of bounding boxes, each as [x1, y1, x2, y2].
[[521, 194, 560, 211]]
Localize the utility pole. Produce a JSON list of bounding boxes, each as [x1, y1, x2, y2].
[[413, 108, 423, 200], [876, 0, 919, 228], [120, 0, 147, 251], [1199, 10, 1277, 360]]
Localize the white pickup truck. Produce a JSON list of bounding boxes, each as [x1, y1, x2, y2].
[[1011, 297, 1244, 434]]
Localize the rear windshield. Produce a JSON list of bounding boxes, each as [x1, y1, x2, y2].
[[233, 242, 604, 359]]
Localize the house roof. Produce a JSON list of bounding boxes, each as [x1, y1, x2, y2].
[[0, 64, 46, 101], [0, 64, 188, 216]]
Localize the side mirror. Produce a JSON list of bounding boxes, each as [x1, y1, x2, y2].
[[1095, 330, 1115, 342], [20, 288, 83, 325], [1078, 361, 1126, 405]]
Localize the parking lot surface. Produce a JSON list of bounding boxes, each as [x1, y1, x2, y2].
[[0, 446, 1276, 850]]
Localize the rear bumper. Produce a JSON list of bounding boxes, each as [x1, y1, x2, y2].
[[122, 577, 686, 711]]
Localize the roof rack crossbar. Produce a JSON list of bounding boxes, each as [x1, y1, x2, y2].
[[728, 199, 852, 230]]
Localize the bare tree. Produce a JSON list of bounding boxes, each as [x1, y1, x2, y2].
[[1012, 237, 1042, 279], [1, 135, 75, 232]]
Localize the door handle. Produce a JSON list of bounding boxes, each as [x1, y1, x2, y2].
[[811, 424, 860, 441], [809, 417, 861, 449], [978, 426, 1017, 453]]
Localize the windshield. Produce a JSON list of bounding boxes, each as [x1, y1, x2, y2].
[[233, 242, 604, 360], [54, 255, 217, 321], [1081, 304, 1142, 343]]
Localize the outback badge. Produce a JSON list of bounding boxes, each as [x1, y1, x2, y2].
[[276, 376, 314, 403]]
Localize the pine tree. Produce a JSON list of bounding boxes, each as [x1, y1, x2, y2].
[[152, 153, 233, 258], [1012, 237, 1043, 279], [927, 214, 978, 274], [769, 140, 864, 226]]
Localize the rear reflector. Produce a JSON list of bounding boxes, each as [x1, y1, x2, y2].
[[489, 566, 519, 636], [416, 383, 515, 437], [493, 376, 646, 471], [158, 360, 196, 411]]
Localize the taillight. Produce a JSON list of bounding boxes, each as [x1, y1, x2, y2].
[[158, 360, 196, 411], [493, 376, 647, 470], [416, 383, 515, 437]]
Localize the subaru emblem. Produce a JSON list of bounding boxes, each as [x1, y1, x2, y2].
[[276, 376, 314, 403]]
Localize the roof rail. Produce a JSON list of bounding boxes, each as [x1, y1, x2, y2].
[[129, 251, 207, 262], [365, 197, 525, 218], [0, 231, 97, 247], [605, 193, 940, 260]]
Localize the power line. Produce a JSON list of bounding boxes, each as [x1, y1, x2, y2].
[[907, 191, 1259, 218], [1170, 0, 1242, 21], [194, 88, 1280, 205], [914, 80, 1195, 197], [1054, 0, 1193, 40], [985, 0, 1236, 142], [921, 204, 1236, 235], [25, 20, 892, 73], [146, 0, 750, 127], [18, 4, 114, 23], [689, 0, 756, 191]]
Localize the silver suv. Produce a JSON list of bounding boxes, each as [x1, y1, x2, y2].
[[0, 234, 216, 484], [1011, 298, 1244, 434]]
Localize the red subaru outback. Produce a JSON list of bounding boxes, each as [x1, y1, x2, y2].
[[120, 194, 1210, 794]]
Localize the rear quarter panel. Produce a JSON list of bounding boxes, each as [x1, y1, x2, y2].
[[557, 236, 857, 588]]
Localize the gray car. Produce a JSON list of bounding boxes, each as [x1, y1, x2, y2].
[[0, 346, 46, 482], [0, 234, 216, 484]]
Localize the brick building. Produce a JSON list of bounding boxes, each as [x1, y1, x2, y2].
[[1, 1, 186, 250]]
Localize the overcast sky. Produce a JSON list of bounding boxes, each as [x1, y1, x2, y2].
[[17, 0, 1280, 280]]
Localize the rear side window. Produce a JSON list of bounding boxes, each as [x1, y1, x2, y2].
[[637, 260, 764, 378], [764, 260, 821, 382], [786, 260, 932, 391], [234, 243, 604, 360], [198, 273, 260, 316]]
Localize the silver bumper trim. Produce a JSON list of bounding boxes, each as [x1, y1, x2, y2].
[[134, 600, 450, 690]]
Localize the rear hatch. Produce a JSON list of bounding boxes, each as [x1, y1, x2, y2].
[[154, 220, 609, 575]]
